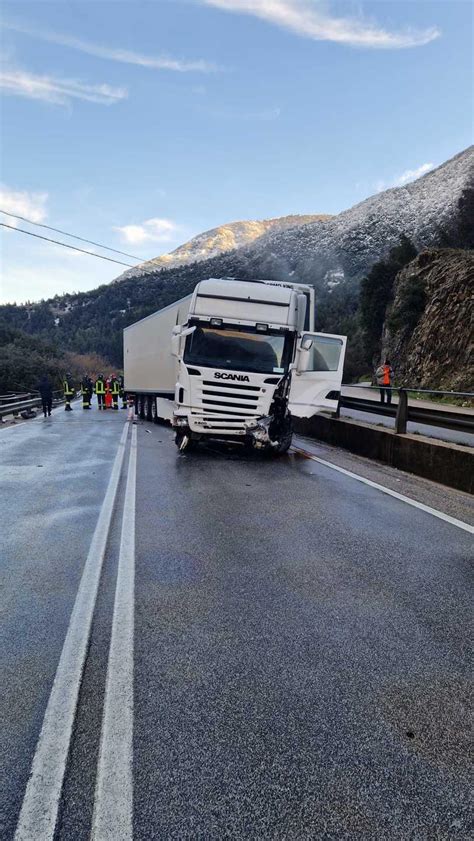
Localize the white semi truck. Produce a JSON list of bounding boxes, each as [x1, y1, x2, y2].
[[124, 277, 346, 452]]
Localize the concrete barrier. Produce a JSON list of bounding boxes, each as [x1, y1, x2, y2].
[[293, 414, 474, 495]]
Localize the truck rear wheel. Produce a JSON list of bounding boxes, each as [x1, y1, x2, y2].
[[146, 396, 154, 422]]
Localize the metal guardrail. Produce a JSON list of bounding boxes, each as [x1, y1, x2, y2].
[[338, 386, 474, 436], [0, 391, 66, 419], [0, 392, 36, 405]]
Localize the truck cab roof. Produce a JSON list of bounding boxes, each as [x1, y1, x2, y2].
[[190, 278, 304, 330]]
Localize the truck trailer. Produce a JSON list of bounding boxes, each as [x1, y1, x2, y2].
[[124, 277, 346, 453]]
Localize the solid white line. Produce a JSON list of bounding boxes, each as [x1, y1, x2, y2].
[[14, 422, 130, 841], [292, 445, 474, 535], [91, 424, 137, 841]]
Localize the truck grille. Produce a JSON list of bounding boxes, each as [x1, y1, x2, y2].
[[190, 379, 265, 434], [200, 380, 260, 414]]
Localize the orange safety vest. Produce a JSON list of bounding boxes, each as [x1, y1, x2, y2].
[[382, 365, 391, 386]]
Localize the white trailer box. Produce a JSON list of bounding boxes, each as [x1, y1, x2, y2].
[[123, 296, 192, 395]]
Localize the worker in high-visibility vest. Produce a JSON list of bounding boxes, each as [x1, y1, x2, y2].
[[80, 375, 92, 409], [110, 374, 120, 410], [63, 373, 74, 411], [95, 373, 106, 410], [119, 375, 127, 409], [375, 359, 394, 404]]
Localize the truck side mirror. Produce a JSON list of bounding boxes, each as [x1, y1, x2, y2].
[[296, 350, 308, 373], [296, 336, 313, 373], [171, 324, 195, 358], [171, 327, 181, 358]]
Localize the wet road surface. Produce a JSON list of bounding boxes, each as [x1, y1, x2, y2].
[[1, 405, 472, 839]]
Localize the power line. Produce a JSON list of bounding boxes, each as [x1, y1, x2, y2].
[[0, 223, 136, 267], [0, 209, 143, 261]]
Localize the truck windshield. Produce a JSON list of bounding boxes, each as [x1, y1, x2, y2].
[[184, 325, 292, 374]]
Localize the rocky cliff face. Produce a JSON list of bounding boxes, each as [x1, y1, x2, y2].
[[384, 249, 474, 392]]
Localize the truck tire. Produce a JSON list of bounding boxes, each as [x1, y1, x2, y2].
[[146, 396, 153, 422], [175, 431, 194, 453], [138, 395, 146, 419], [150, 397, 158, 423], [273, 431, 293, 455]]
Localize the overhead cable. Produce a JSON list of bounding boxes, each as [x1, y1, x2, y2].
[[0, 223, 135, 267], [0, 209, 142, 260]]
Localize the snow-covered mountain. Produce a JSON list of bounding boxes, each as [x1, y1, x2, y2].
[[2, 146, 471, 380], [115, 147, 473, 295], [117, 214, 330, 281], [240, 146, 474, 291]]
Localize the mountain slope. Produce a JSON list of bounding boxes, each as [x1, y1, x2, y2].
[[117, 214, 330, 281], [1, 146, 472, 381], [240, 146, 474, 292]]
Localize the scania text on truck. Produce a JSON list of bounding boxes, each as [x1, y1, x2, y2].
[[124, 277, 347, 453]]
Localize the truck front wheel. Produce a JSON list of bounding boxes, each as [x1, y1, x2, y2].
[[175, 431, 195, 453], [273, 431, 293, 455]]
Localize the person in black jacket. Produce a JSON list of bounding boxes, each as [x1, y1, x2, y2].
[[38, 374, 53, 417]]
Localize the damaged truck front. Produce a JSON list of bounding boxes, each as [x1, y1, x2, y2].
[[124, 277, 347, 454]]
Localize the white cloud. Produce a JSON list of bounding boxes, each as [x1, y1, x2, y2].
[[376, 162, 435, 192], [3, 21, 219, 72], [201, 0, 440, 49], [114, 218, 179, 245], [394, 162, 435, 187], [0, 185, 48, 225], [0, 67, 127, 106]]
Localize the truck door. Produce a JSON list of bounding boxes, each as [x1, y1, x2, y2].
[[289, 332, 347, 418]]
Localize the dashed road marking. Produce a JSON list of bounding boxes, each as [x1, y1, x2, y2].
[[91, 423, 137, 841], [14, 422, 130, 841], [292, 445, 474, 535]]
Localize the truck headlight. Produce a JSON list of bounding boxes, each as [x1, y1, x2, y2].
[[174, 416, 189, 427]]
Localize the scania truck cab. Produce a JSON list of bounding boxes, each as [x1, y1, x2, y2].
[[169, 277, 346, 452]]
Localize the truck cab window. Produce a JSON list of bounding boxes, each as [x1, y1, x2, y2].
[[303, 335, 343, 372], [184, 326, 292, 374]]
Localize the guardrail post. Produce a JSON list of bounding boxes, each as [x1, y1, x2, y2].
[[395, 388, 408, 434]]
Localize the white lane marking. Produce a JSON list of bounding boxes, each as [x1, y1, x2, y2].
[[14, 422, 130, 841], [292, 445, 474, 535], [91, 423, 137, 841]]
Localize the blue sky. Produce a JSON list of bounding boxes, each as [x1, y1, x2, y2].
[[0, 0, 472, 303]]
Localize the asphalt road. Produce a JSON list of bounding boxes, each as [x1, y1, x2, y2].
[[1, 404, 473, 840]]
